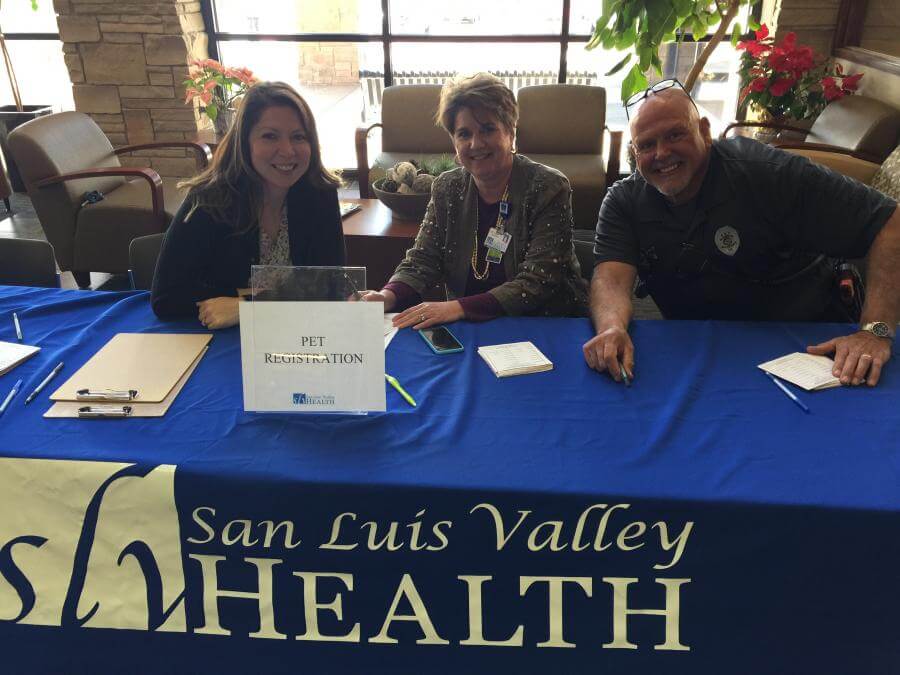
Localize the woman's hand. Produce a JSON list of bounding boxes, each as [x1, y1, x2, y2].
[[197, 297, 240, 330], [393, 301, 464, 329], [355, 289, 397, 312]]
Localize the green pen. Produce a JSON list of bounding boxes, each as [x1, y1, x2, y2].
[[385, 373, 417, 407]]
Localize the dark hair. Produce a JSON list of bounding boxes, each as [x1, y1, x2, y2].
[[179, 81, 340, 233], [436, 72, 519, 137]]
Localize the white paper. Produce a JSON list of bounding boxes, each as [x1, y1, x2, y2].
[[384, 313, 399, 349], [0, 340, 40, 376], [758, 352, 841, 391], [240, 301, 385, 412], [477, 341, 553, 378]]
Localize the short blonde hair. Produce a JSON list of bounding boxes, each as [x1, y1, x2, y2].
[[436, 72, 518, 136]]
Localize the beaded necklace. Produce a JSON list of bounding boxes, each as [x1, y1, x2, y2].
[[471, 186, 510, 280]]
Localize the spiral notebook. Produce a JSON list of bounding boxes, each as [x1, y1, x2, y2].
[[478, 341, 553, 378], [758, 352, 841, 391]]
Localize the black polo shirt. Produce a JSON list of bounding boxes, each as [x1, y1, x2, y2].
[[594, 137, 897, 321]]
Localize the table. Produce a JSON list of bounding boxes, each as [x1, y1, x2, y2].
[[0, 285, 898, 674], [341, 198, 420, 290]]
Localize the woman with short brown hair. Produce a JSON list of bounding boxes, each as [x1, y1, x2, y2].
[[359, 72, 587, 326]]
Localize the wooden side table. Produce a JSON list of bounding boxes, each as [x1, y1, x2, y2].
[[341, 198, 420, 290]]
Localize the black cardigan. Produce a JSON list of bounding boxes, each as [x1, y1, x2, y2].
[[151, 177, 346, 318]]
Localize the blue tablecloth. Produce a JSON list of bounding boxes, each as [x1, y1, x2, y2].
[[0, 285, 898, 674]]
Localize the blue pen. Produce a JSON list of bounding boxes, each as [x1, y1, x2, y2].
[[766, 372, 810, 413], [0, 379, 23, 416]]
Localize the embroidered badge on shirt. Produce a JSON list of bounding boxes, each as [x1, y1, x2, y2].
[[714, 226, 740, 256]]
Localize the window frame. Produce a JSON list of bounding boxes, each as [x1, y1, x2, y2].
[[202, 0, 748, 86]]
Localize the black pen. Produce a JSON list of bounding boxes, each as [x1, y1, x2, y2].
[[25, 361, 64, 405]]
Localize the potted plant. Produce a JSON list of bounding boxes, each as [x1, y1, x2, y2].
[[735, 24, 863, 137], [183, 59, 259, 136], [0, 0, 53, 191]]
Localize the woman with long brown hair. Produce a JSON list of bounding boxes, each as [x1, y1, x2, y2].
[[151, 81, 345, 328]]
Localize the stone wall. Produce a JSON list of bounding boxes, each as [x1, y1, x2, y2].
[[56, 0, 209, 179]]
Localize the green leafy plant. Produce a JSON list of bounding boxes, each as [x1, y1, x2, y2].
[[587, 0, 761, 102]]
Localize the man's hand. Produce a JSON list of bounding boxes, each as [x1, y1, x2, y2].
[[393, 301, 464, 329], [197, 297, 240, 330], [583, 326, 634, 382], [807, 331, 892, 386]]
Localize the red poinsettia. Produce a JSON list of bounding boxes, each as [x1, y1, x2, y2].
[[737, 25, 863, 121]]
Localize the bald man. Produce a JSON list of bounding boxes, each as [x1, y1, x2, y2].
[[583, 87, 900, 386]]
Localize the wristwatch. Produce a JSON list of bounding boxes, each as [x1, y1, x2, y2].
[[860, 322, 896, 341]]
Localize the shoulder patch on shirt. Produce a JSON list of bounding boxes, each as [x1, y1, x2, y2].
[[714, 225, 741, 256]]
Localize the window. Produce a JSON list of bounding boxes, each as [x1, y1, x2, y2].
[[205, 0, 756, 171], [0, 2, 73, 111]]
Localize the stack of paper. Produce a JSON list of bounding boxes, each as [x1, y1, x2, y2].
[[0, 340, 40, 376], [758, 352, 841, 391], [478, 341, 553, 378]]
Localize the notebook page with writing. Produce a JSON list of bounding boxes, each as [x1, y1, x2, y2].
[[477, 341, 553, 378], [0, 341, 40, 376], [758, 352, 841, 391]]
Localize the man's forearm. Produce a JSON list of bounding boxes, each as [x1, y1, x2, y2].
[[589, 267, 634, 334], [861, 206, 900, 326]]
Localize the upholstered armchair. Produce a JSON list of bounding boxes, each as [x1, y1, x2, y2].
[[779, 144, 883, 185], [8, 111, 211, 287], [722, 95, 900, 164], [516, 84, 622, 230], [355, 84, 453, 199]]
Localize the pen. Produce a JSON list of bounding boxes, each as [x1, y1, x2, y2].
[[25, 361, 64, 405], [617, 359, 632, 387], [385, 373, 417, 407], [766, 372, 810, 413], [0, 379, 23, 416], [12, 312, 22, 341]]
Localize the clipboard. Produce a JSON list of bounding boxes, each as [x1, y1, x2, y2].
[[44, 347, 207, 418], [50, 333, 212, 404]]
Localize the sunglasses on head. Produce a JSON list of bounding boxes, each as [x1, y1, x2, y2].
[[624, 79, 698, 119]]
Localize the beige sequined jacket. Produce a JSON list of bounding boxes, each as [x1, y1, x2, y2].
[[389, 154, 589, 317]]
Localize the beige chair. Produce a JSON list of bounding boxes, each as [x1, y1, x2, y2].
[[780, 144, 882, 185], [8, 111, 211, 287], [723, 95, 900, 164], [0, 237, 58, 287], [517, 84, 621, 229], [355, 85, 452, 199], [128, 232, 165, 291]]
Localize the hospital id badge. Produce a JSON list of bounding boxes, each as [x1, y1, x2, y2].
[[486, 247, 503, 264], [484, 228, 511, 254]]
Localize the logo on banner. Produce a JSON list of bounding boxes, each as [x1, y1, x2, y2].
[[0, 458, 186, 632], [1, 458, 694, 652], [292, 393, 336, 406]]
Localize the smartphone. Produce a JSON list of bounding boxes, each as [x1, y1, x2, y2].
[[418, 326, 464, 354]]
